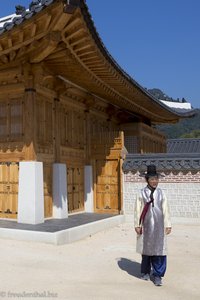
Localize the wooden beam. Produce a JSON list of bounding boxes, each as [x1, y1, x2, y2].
[[78, 50, 95, 57], [29, 40, 40, 51], [7, 37, 13, 48], [30, 24, 37, 38], [15, 46, 27, 60], [65, 17, 81, 32], [89, 67, 106, 71], [51, 7, 72, 31], [85, 62, 103, 67], [0, 83, 24, 94], [44, 49, 66, 60], [0, 67, 21, 80], [65, 27, 85, 40], [9, 50, 16, 62], [43, 14, 52, 31], [30, 31, 62, 63], [0, 55, 8, 64], [81, 56, 99, 62], [30, 43, 56, 63], [70, 36, 89, 47], [18, 31, 24, 43], [74, 43, 91, 52]]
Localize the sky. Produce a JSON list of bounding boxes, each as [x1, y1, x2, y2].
[[0, 0, 199, 108]]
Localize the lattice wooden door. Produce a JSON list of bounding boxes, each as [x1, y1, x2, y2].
[[0, 163, 18, 219]]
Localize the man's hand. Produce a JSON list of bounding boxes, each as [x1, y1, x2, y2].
[[135, 227, 142, 235], [165, 227, 172, 235]]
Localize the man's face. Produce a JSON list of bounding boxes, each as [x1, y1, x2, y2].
[[148, 176, 159, 188]]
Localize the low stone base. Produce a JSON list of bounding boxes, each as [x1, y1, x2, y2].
[[0, 214, 125, 245]]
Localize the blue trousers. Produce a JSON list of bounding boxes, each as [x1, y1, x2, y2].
[[141, 255, 167, 277]]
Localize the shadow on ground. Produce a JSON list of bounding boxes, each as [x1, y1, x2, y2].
[[117, 257, 141, 278]]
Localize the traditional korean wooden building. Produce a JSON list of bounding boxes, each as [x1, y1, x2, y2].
[[0, 0, 194, 223]]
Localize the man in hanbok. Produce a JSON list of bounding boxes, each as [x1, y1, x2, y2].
[[134, 165, 172, 286]]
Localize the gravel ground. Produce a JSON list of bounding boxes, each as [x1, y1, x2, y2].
[[0, 222, 199, 300]]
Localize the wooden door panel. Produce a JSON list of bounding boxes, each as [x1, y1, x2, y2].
[[96, 193, 105, 210], [110, 193, 119, 209], [95, 159, 119, 212], [96, 176, 118, 185], [68, 194, 73, 212], [73, 192, 79, 210], [43, 163, 52, 218], [67, 167, 84, 213], [0, 163, 18, 219]]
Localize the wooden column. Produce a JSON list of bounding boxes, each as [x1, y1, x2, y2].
[[53, 78, 68, 163], [84, 94, 95, 165], [23, 64, 37, 161], [85, 111, 91, 164], [53, 98, 61, 162]]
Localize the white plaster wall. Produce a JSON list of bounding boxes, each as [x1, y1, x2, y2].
[[123, 180, 200, 223]]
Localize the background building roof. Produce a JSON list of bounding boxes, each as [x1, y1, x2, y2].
[[167, 138, 200, 154], [160, 100, 192, 114]]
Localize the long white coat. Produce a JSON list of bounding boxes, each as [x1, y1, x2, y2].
[[134, 187, 171, 256]]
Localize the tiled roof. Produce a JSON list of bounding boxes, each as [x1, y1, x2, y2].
[[169, 108, 194, 114], [160, 99, 192, 109], [122, 153, 200, 174], [0, 0, 54, 35], [123, 139, 200, 174], [167, 138, 200, 153]]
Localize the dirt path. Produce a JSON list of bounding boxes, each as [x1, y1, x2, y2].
[[0, 223, 199, 300]]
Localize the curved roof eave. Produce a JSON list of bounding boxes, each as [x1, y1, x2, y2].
[[79, 0, 195, 120], [0, 0, 195, 121]]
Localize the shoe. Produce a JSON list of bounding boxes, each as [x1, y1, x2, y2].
[[152, 275, 162, 286], [141, 273, 150, 281]]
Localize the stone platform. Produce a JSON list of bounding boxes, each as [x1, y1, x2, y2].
[[0, 213, 125, 245]]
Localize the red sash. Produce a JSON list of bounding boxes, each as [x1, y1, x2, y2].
[[139, 186, 155, 225]]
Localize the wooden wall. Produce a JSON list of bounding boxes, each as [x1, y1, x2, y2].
[[123, 122, 166, 154], [34, 88, 123, 215], [0, 67, 165, 219]]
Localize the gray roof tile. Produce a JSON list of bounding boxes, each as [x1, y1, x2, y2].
[[13, 16, 24, 25], [167, 138, 200, 153], [0, 0, 54, 32], [122, 153, 200, 173]]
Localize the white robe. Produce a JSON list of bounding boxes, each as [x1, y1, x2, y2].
[[134, 187, 171, 256]]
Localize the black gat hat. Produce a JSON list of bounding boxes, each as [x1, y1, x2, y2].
[[140, 164, 164, 178]]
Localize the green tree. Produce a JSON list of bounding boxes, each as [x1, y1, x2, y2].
[[157, 109, 200, 138], [181, 129, 200, 138]]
